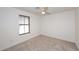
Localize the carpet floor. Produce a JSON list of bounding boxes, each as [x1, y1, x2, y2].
[[4, 35, 78, 51]]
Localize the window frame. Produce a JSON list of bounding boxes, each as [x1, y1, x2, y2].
[[19, 15, 30, 35]]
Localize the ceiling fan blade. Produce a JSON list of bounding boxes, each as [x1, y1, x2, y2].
[[35, 7, 50, 15], [40, 7, 48, 11], [34, 12, 42, 15], [46, 12, 51, 15], [35, 7, 40, 9], [44, 7, 48, 11]]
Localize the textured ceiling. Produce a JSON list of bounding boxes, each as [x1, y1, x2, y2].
[[16, 7, 76, 15]]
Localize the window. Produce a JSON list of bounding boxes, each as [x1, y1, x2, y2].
[[19, 15, 30, 35]]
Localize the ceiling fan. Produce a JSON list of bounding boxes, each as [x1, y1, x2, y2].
[[35, 7, 51, 15]]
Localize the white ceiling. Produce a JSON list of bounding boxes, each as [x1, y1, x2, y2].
[[16, 7, 76, 15]]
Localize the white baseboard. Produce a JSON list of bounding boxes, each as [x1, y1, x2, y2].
[[41, 33, 75, 43]]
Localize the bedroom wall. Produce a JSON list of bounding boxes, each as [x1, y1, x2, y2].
[[0, 7, 40, 50], [41, 10, 76, 43], [76, 8, 79, 49]]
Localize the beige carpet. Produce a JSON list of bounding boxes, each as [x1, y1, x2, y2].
[[4, 35, 78, 51]]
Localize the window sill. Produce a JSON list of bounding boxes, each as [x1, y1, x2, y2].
[[19, 32, 30, 36]]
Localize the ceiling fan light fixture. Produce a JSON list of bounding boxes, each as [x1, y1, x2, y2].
[[42, 11, 45, 14]]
